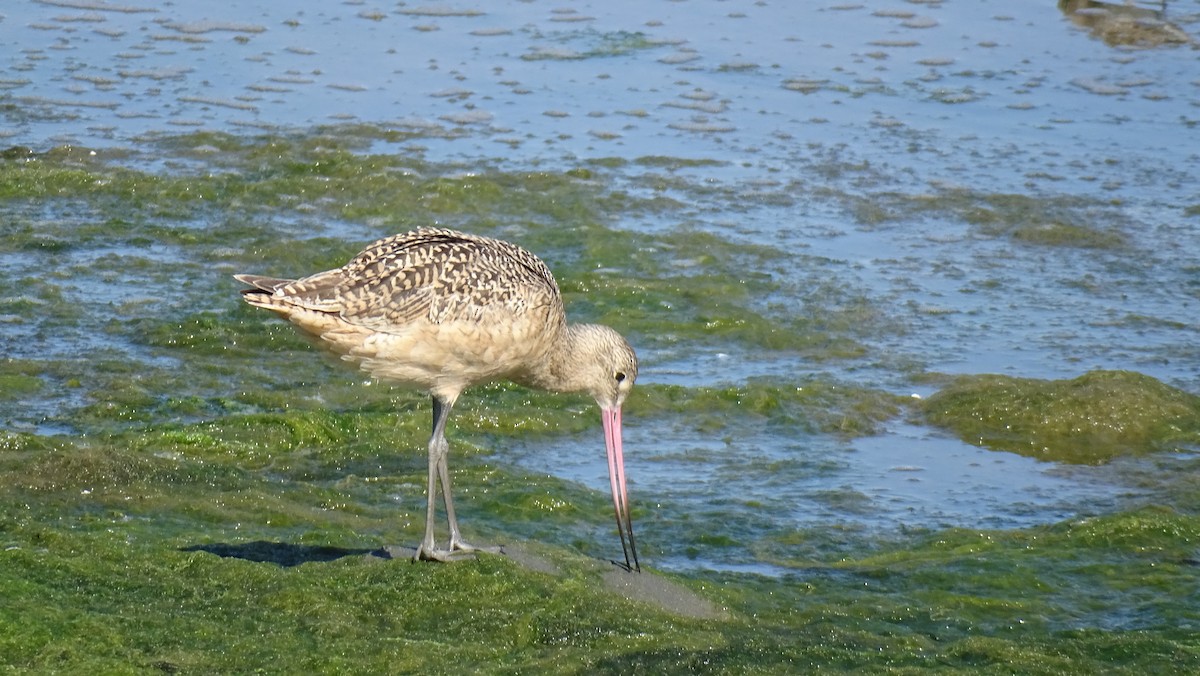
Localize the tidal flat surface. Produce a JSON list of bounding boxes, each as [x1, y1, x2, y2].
[[2, 0, 1200, 672]]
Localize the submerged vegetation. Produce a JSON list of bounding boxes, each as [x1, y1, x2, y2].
[[849, 188, 1131, 249], [2, 129, 1199, 671], [0, 130, 899, 434]]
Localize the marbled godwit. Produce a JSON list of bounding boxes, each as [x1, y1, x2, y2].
[[235, 227, 640, 571]]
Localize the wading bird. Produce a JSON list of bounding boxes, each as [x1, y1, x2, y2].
[[235, 227, 640, 571]]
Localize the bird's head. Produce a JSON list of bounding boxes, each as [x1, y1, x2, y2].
[[578, 324, 638, 411]]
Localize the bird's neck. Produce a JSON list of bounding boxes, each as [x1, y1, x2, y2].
[[517, 323, 598, 394]]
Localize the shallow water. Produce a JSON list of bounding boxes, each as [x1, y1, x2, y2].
[[3, 0, 1200, 580], [511, 417, 1139, 574]]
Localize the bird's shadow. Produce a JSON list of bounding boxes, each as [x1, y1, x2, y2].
[[180, 540, 395, 567]]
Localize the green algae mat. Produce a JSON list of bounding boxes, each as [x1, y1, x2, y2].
[[2, 133, 1200, 673]]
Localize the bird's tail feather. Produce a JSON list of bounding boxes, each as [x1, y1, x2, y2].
[[233, 274, 295, 294]]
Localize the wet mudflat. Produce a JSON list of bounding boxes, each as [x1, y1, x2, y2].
[[2, 0, 1200, 672]]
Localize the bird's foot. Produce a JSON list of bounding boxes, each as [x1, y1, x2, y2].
[[609, 558, 641, 573], [450, 537, 503, 556], [414, 545, 476, 563], [412, 539, 502, 563]]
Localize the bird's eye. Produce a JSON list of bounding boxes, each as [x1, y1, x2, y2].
[[614, 371, 627, 383]]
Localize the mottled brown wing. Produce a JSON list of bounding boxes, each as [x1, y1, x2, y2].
[[284, 228, 562, 333]]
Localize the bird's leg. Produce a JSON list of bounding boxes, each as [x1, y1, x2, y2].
[[413, 395, 498, 562], [414, 426, 449, 562], [415, 396, 470, 562], [437, 441, 501, 555], [433, 397, 501, 555]]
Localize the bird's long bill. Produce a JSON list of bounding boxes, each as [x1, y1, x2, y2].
[[602, 407, 640, 573]]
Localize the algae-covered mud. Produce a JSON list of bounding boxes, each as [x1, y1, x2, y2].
[[3, 0, 1200, 672], [923, 370, 1200, 463]]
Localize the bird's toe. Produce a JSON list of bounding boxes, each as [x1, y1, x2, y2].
[[450, 537, 503, 556], [414, 545, 477, 563]]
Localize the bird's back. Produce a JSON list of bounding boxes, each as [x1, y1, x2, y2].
[[237, 228, 567, 399]]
